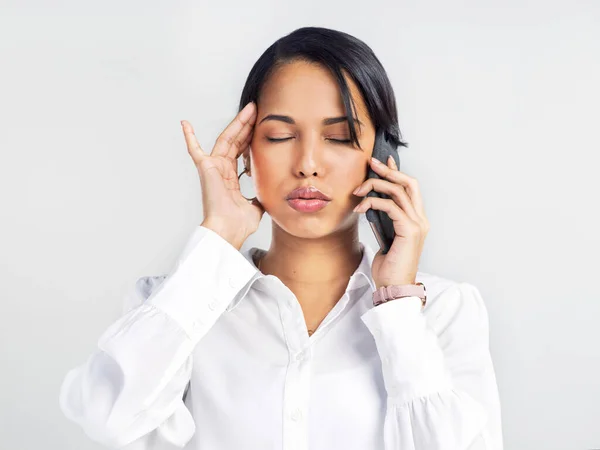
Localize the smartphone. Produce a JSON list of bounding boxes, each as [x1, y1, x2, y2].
[[364, 128, 400, 255]]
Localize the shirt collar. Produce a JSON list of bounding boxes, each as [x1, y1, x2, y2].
[[227, 241, 377, 312]]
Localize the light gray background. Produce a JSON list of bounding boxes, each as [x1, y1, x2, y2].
[[1, 1, 598, 449]]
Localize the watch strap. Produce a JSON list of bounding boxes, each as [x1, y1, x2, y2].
[[373, 282, 426, 307]]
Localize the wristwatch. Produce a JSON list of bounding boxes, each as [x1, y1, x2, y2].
[[373, 282, 427, 308]]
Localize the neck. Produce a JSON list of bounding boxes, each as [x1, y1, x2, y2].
[[259, 221, 363, 304]]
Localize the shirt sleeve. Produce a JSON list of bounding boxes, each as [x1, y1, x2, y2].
[[58, 225, 259, 449], [360, 282, 503, 450]]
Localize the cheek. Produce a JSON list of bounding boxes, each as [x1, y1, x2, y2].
[[251, 152, 278, 178], [249, 152, 286, 202], [337, 155, 369, 187]]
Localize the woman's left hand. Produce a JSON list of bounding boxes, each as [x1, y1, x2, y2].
[[352, 155, 430, 289]]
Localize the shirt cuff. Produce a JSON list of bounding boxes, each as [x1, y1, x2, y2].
[[146, 225, 258, 340], [360, 297, 452, 406]]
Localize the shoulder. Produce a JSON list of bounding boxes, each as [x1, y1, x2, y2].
[[416, 271, 490, 340]]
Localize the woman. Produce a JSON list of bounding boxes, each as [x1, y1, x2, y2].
[[59, 26, 503, 449]]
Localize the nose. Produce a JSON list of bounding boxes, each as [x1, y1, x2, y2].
[[295, 136, 324, 178], [299, 169, 318, 177]]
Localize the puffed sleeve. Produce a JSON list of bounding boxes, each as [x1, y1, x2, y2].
[[360, 282, 503, 450], [59, 225, 259, 449]]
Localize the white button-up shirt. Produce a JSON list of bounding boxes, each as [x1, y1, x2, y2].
[[59, 225, 503, 450]]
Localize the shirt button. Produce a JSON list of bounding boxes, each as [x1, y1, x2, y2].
[[291, 408, 303, 421], [208, 297, 219, 311], [228, 277, 237, 288], [294, 350, 305, 362]]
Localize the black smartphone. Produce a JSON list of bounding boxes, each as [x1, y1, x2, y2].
[[364, 128, 400, 255]]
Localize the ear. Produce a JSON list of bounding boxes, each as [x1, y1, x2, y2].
[[242, 148, 251, 176]]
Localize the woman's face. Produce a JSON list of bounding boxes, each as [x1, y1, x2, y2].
[[244, 60, 376, 238]]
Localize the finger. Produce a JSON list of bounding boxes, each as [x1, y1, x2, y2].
[[181, 120, 207, 160], [353, 197, 421, 237], [225, 118, 254, 174], [387, 154, 398, 170], [232, 128, 254, 174], [239, 129, 253, 154], [368, 157, 426, 218], [237, 132, 253, 165], [353, 177, 420, 224], [212, 102, 257, 158], [385, 156, 429, 231], [232, 118, 255, 160]]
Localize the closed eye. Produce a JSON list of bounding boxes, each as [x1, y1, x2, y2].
[[266, 137, 293, 142], [266, 137, 353, 145]]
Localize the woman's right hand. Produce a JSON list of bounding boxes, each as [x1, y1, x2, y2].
[[181, 102, 264, 250]]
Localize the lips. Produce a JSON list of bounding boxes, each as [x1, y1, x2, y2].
[[285, 185, 331, 213], [285, 186, 331, 201], [287, 198, 330, 212]]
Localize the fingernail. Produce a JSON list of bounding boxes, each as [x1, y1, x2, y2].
[[240, 102, 255, 119], [387, 155, 397, 168], [352, 186, 361, 195], [371, 157, 382, 165]]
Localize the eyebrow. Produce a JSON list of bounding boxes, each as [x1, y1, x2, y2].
[[258, 114, 364, 128]]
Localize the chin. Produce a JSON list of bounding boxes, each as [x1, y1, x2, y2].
[[279, 221, 329, 238], [273, 209, 355, 238]]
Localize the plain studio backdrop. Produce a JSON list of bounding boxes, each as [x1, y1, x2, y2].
[[0, 1, 598, 449]]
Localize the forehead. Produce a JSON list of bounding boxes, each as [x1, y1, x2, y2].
[[258, 60, 371, 126]]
